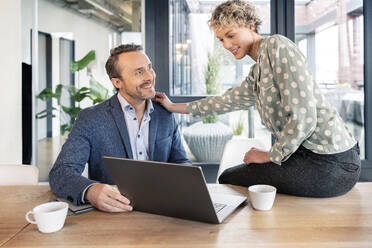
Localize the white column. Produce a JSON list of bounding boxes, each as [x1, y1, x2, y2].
[[51, 35, 60, 137], [0, 0, 22, 164]]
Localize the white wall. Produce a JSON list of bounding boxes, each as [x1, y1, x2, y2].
[[0, 0, 23, 164], [22, 0, 120, 107]]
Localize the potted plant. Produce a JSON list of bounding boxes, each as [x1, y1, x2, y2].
[[232, 110, 245, 138], [36, 50, 110, 135], [183, 49, 233, 162], [233, 118, 244, 136]]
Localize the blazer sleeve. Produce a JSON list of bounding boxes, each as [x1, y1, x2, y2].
[[49, 110, 99, 206], [168, 114, 192, 164]]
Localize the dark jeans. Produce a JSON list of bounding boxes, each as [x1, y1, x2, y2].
[[219, 144, 361, 197]]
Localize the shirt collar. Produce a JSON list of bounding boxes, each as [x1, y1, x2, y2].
[[117, 93, 154, 115], [258, 36, 268, 56]]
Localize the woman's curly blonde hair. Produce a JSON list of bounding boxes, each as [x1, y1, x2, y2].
[[209, 0, 263, 33]]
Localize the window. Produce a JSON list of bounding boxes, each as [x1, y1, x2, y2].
[[169, 0, 272, 163], [147, 0, 372, 180], [295, 0, 365, 158]]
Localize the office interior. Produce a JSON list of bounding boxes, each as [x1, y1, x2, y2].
[[0, 0, 371, 183]]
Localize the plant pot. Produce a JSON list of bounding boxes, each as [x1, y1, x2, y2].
[[183, 121, 233, 162]]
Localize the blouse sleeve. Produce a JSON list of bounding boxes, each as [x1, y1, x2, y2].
[[187, 67, 257, 117], [266, 36, 317, 165]]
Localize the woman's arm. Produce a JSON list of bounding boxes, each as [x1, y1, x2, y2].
[[154, 74, 257, 117]]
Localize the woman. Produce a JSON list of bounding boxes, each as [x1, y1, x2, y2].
[[154, 0, 361, 197]]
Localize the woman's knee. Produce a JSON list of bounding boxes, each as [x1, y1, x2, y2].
[[218, 167, 235, 184], [218, 164, 247, 185]]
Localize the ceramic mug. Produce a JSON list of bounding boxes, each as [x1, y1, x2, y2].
[[25, 202, 68, 233], [248, 184, 277, 211]]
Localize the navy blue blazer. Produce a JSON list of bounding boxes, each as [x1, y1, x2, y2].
[[49, 94, 190, 205]]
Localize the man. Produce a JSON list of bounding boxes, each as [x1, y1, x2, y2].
[[49, 44, 190, 213]]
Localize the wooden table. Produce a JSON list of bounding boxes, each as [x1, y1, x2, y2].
[[1, 184, 372, 247], [0, 186, 54, 246]]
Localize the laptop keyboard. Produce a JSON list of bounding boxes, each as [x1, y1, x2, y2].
[[213, 202, 227, 213]]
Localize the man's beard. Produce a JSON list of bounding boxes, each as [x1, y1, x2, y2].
[[136, 80, 155, 100]]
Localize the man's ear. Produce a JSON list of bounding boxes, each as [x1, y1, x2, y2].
[[111, 78, 121, 89]]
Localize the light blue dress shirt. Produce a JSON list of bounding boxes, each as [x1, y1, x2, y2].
[[117, 93, 154, 160]]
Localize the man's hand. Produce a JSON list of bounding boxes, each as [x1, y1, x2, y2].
[[243, 148, 271, 165], [85, 184, 132, 213]]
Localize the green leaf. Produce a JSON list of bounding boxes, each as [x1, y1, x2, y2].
[[66, 85, 78, 96], [78, 87, 90, 93], [202, 115, 218, 124], [205, 49, 221, 95], [70, 50, 96, 73], [35, 107, 57, 119], [89, 76, 108, 104], [233, 121, 244, 135], [36, 113, 56, 119], [61, 106, 82, 119], [36, 107, 57, 116], [73, 87, 90, 102], [92, 98, 103, 105], [60, 124, 72, 135], [37, 88, 54, 101], [74, 92, 90, 102], [54, 84, 63, 104], [233, 112, 244, 135]]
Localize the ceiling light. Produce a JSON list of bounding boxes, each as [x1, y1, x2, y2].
[[85, 0, 115, 16]]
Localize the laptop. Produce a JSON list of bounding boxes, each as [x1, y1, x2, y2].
[[103, 157, 247, 224]]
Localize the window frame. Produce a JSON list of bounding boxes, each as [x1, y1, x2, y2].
[[145, 0, 372, 180]]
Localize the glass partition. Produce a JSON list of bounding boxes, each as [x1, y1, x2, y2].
[[22, 0, 143, 181], [170, 0, 272, 163], [295, 0, 364, 158]]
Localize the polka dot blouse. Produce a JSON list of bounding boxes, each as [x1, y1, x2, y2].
[[187, 34, 357, 165]]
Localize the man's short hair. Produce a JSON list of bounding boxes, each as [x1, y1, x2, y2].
[[105, 44, 143, 80]]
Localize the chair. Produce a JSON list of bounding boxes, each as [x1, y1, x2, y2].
[[217, 138, 268, 181], [0, 164, 39, 185]]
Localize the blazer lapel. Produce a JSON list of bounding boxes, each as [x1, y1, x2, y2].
[[109, 95, 133, 159], [148, 110, 158, 160]]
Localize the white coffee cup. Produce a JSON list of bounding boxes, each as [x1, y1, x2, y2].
[[248, 185, 277, 211], [25, 202, 68, 233]]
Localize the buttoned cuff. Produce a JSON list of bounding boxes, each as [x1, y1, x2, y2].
[[81, 182, 99, 204], [268, 146, 283, 165]]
